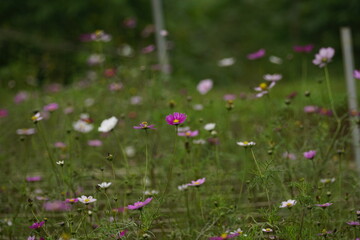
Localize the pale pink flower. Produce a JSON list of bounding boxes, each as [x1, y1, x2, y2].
[[312, 47, 335, 68], [197, 79, 213, 95], [247, 49, 266, 60]]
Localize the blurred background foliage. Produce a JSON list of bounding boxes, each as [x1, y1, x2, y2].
[[0, 0, 359, 87]]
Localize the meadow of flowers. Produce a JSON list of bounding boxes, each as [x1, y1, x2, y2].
[[1, 31, 360, 240]]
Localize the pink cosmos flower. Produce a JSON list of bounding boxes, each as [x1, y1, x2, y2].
[[254, 82, 276, 98], [141, 45, 155, 54], [247, 49, 266, 60], [65, 198, 79, 203], [45, 83, 62, 93], [54, 142, 66, 148], [26, 176, 42, 182], [0, 109, 8, 118], [347, 221, 360, 226], [104, 68, 117, 78], [188, 178, 206, 187], [303, 150, 316, 159], [88, 30, 112, 42], [178, 130, 199, 137], [282, 152, 296, 160], [43, 103, 59, 112], [109, 82, 123, 91], [304, 105, 319, 113], [127, 197, 153, 210], [88, 140, 103, 147], [313, 47, 335, 68], [293, 44, 314, 53], [165, 112, 187, 125], [354, 70, 360, 79], [14, 91, 29, 104], [63, 107, 74, 115], [315, 203, 333, 208], [43, 201, 71, 212], [209, 233, 239, 240], [130, 96, 142, 105], [116, 230, 128, 239], [223, 94, 236, 101], [29, 221, 45, 229], [197, 79, 213, 95], [133, 122, 156, 130]]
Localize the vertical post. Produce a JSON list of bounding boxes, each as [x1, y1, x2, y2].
[[151, 0, 170, 78], [340, 27, 360, 174]]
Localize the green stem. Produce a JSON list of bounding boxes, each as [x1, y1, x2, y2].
[[143, 130, 149, 199]]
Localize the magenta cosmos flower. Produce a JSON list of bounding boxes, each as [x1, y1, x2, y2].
[[29, 221, 45, 229], [312, 47, 335, 68], [188, 177, 206, 187], [65, 198, 79, 203], [354, 70, 360, 79], [247, 49, 266, 60], [43, 201, 71, 212], [0, 109, 8, 118], [133, 122, 156, 130], [165, 112, 187, 125], [178, 130, 199, 137], [347, 221, 360, 226], [293, 44, 314, 53], [303, 150, 316, 160], [315, 203, 333, 208], [88, 139, 102, 147], [209, 233, 239, 240], [26, 176, 42, 182], [43, 103, 59, 112], [127, 197, 153, 210]]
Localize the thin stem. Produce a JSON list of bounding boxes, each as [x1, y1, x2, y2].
[[143, 130, 149, 199], [324, 66, 339, 121]]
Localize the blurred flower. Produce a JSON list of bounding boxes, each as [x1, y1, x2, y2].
[[104, 68, 117, 78], [269, 55, 283, 64], [118, 44, 134, 57], [73, 120, 93, 133], [178, 130, 199, 137], [304, 105, 318, 113], [193, 104, 204, 111], [237, 141, 256, 147], [209, 233, 239, 240], [125, 146, 136, 158], [54, 142, 66, 149], [78, 195, 97, 204], [0, 109, 8, 118], [127, 197, 153, 210], [208, 137, 220, 145], [87, 54, 105, 66], [160, 29, 168, 36], [65, 198, 79, 203], [98, 116, 118, 132], [354, 70, 360, 79], [223, 94, 236, 101], [263, 74, 282, 82], [303, 150, 316, 160], [178, 184, 189, 191], [84, 98, 95, 107], [26, 176, 42, 182], [230, 228, 246, 236], [141, 25, 155, 38], [320, 178, 336, 184], [282, 152, 296, 160], [313, 47, 335, 68], [347, 221, 360, 226], [317, 229, 333, 236], [204, 123, 216, 131], [109, 82, 123, 91], [90, 30, 112, 42], [315, 203, 333, 208], [98, 182, 112, 189], [262, 228, 273, 233], [280, 199, 297, 208], [293, 44, 314, 53], [14, 91, 29, 104], [45, 83, 62, 93], [197, 79, 213, 95], [43, 103, 59, 112], [247, 49, 266, 60], [133, 122, 156, 130], [43, 201, 71, 212], [116, 230, 128, 239], [193, 139, 206, 145], [27, 236, 36, 240], [188, 177, 206, 187], [165, 112, 187, 125], [218, 57, 235, 67], [254, 82, 276, 98], [123, 18, 137, 28], [88, 139, 102, 147], [63, 106, 74, 115], [130, 96, 142, 105], [144, 190, 159, 196], [29, 221, 45, 229], [141, 45, 155, 54], [16, 128, 36, 135], [56, 161, 64, 166], [31, 112, 43, 123]]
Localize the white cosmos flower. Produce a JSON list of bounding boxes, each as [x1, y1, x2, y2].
[[144, 190, 159, 196], [218, 57, 235, 67], [98, 182, 112, 189], [262, 228, 273, 233], [204, 123, 216, 131], [73, 120, 93, 133], [279, 199, 297, 208], [193, 139, 206, 145], [178, 184, 188, 191], [78, 195, 97, 204], [320, 178, 336, 184], [125, 146, 136, 157], [263, 74, 282, 82], [16, 128, 36, 135], [56, 161, 64, 166], [237, 141, 256, 147], [98, 116, 118, 132]]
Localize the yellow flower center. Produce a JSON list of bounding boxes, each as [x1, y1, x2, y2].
[[243, 141, 249, 145], [141, 122, 148, 127], [265, 228, 271, 232], [286, 203, 292, 207], [31, 116, 37, 121], [220, 233, 228, 239], [321, 57, 328, 62], [259, 83, 268, 90], [173, 119, 179, 123], [95, 30, 103, 37], [85, 199, 90, 202], [185, 132, 191, 136]]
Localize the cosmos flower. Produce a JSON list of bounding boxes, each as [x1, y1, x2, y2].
[[87, 54, 105, 66], [116, 230, 128, 239], [354, 70, 360, 79], [263, 74, 282, 82], [209, 233, 239, 240], [197, 79, 213, 95], [98, 182, 112, 189], [56, 161, 64, 166], [315, 203, 333, 208], [98, 116, 118, 132], [204, 123, 216, 131], [133, 122, 156, 130], [293, 44, 314, 53], [178, 130, 199, 137], [127, 197, 153, 210], [223, 94, 236, 101], [90, 30, 112, 42], [178, 184, 189, 191], [14, 91, 29, 104], [304, 106, 319, 113], [109, 82, 123, 91], [312, 47, 335, 68], [279, 199, 297, 208], [254, 82, 276, 98], [262, 228, 273, 233], [187, 178, 206, 187], [320, 178, 336, 184], [303, 150, 316, 160], [31, 112, 43, 123], [141, 45, 155, 54], [73, 120, 94, 133], [65, 198, 79, 204], [144, 190, 159, 196], [218, 57, 235, 67], [88, 140, 102, 147], [123, 17, 137, 28], [269, 55, 283, 64], [193, 139, 206, 145], [43, 201, 71, 212], [78, 196, 97, 204], [16, 128, 36, 135], [247, 49, 266, 60], [54, 142, 66, 149], [282, 152, 297, 160], [165, 112, 187, 125], [0, 109, 8, 118], [347, 221, 360, 226], [43, 103, 59, 112], [29, 221, 45, 229], [130, 96, 143, 105], [26, 176, 42, 182], [236, 141, 256, 147]]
